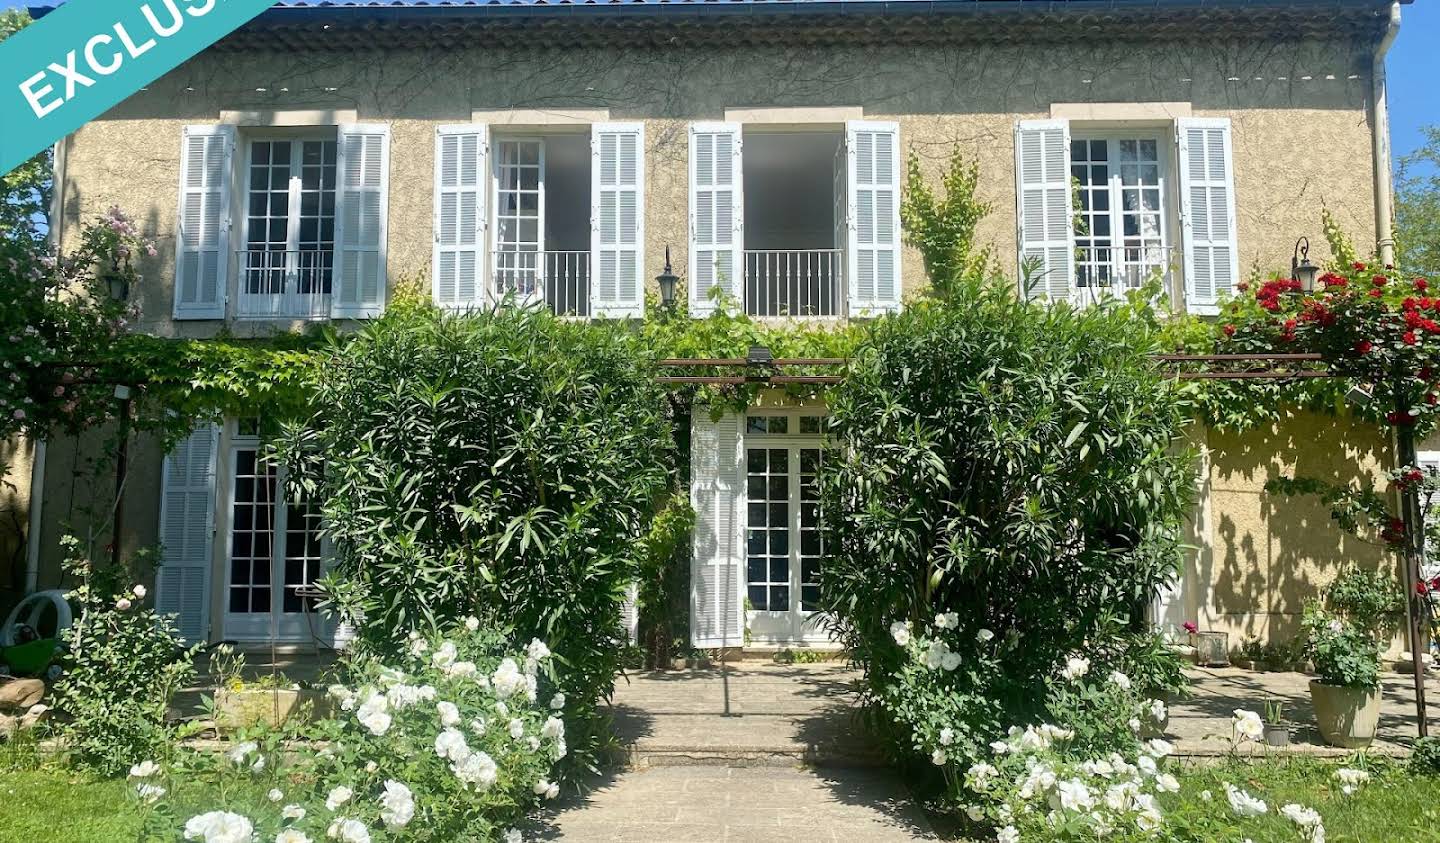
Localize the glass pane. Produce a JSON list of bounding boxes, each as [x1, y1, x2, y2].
[[768, 449, 787, 470], [747, 449, 766, 473], [747, 417, 767, 434], [748, 476, 766, 499], [767, 416, 788, 434], [748, 585, 767, 610]]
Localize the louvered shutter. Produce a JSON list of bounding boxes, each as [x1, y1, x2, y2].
[[619, 582, 639, 646], [433, 125, 488, 309], [1014, 120, 1075, 302], [1178, 118, 1239, 315], [174, 125, 234, 320], [688, 122, 743, 317], [333, 124, 390, 319], [156, 424, 219, 644], [591, 123, 645, 319], [846, 121, 902, 315], [690, 412, 744, 649]]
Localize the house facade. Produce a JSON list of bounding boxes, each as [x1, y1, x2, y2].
[[20, 0, 1409, 652]]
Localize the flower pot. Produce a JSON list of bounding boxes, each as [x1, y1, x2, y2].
[[1264, 722, 1289, 747], [670, 657, 687, 671], [215, 687, 329, 730], [1309, 680, 1381, 749]]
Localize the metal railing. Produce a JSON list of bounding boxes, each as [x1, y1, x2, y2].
[[744, 249, 843, 318], [492, 250, 591, 318], [235, 249, 334, 320]]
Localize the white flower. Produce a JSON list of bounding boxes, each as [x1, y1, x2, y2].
[[1137, 756, 1158, 777], [976, 628, 995, 643], [431, 641, 458, 669], [379, 780, 415, 830], [326, 818, 370, 843], [1056, 778, 1094, 813], [1143, 739, 1173, 758], [1281, 803, 1325, 841], [434, 727, 470, 761], [965, 805, 985, 821], [1060, 657, 1090, 681], [325, 785, 353, 811], [1128, 717, 1142, 733], [527, 638, 552, 661], [129, 760, 160, 778], [470, 717, 487, 734], [542, 716, 566, 740], [452, 750, 498, 791], [1108, 670, 1131, 690], [1199, 790, 1212, 802], [503, 830, 523, 843], [534, 778, 555, 797], [1232, 709, 1264, 743], [267, 788, 285, 803], [132, 584, 147, 599], [251, 755, 266, 773], [965, 762, 998, 791], [183, 811, 254, 843], [924, 639, 952, 669], [526, 736, 541, 751], [437, 701, 461, 727], [464, 616, 480, 632], [365, 761, 378, 774], [492, 659, 526, 699], [1154, 773, 1180, 793], [989, 740, 1009, 754], [1079, 759, 1114, 778], [1148, 698, 1167, 723], [509, 718, 525, 740], [1225, 783, 1268, 817], [226, 741, 258, 766], [931, 749, 947, 765], [889, 620, 912, 647], [997, 826, 1020, 843], [495, 700, 509, 717], [135, 782, 166, 804], [359, 710, 391, 736], [550, 693, 567, 710], [934, 612, 959, 630], [115, 597, 132, 611], [282, 805, 306, 821], [409, 638, 428, 656], [385, 683, 435, 709], [444, 661, 478, 678], [942, 651, 962, 671], [939, 727, 954, 746], [1334, 767, 1370, 789], [276, 831, 311, 843]]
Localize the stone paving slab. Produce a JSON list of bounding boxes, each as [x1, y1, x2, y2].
[[533, 766, 938, 841]]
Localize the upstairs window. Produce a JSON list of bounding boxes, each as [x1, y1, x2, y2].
[[239, 137, 338, 319], [1071, 135, 1170, 298]]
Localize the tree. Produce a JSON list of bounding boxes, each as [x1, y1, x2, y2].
[[1397, 125, 1440, 281], [0, 10, 51, 244]]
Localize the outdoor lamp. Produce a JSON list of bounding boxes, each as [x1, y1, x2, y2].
[[103, 254, 131, 302], [656, 246, 679, 310], [747, 344, 774, 366], [1292, 237, 1319, 294]]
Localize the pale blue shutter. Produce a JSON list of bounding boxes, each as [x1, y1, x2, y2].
[[433, 125, 488, 309], [157, 424, 219, 644], [845, 120, 901, 315], [1014, 120, 1075, 302], [591, 123, 645, 319], [1178, 118, 1239, 315], [690, 412, 744, 649], [174, 125, 234, 320], [333, 124, 390, 318], [688, 122, 744, 317]]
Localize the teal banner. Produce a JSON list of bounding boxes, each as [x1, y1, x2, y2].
[[0, 0, 277, 173]]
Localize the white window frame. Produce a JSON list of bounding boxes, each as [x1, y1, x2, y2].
[[489, 136, 547, 305], [1068, 129, 1176, 307], [237, 132, 339, 320]]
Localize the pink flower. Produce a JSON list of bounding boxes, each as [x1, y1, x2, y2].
[[11, 409, 24, 421], [1183, 621, 1199, 635]]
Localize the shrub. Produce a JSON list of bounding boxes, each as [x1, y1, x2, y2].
[[279, 300, 673, 741], [1409, 735, 1440, 775], [50, 536, 198, 775], [1302, 604, 1381, 689], [818, 278, 1193, 773], [1326, 566, 1404, 640], [140, 622, 567, 841]]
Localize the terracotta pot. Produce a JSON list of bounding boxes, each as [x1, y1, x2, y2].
[[1309, 680, 1381, 749]]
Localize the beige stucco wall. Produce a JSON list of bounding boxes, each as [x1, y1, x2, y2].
[[39, 34, 1393, 638]]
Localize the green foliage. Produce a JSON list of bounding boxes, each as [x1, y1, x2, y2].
[[0, 10, 49, 245], [1408, 735, 1440, 775], [632, 491, 695, 668], [1397, 125, 1440, 280], [818, 276, 1193, 773], [50, 536, 199, 775], [900, 149, 994, 300], [1301, 603, 1380, 689], [1326, 566, 1404, 640], [278, 298, 674, 735]]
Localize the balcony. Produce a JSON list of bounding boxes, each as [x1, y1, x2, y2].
[[744, 249, 843, 317], [492, 250, 592, 318], [236, 249, 333, 320]]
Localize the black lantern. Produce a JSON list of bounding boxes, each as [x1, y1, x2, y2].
[[746, 344, 773, 366], [1292, 237, 1319, 294], [102, 255, 130, 302], [656, 245, 679, 310]]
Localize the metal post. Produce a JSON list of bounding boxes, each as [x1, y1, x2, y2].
[[1396, 395, 1430, 737], [110, 387, 132, 569]]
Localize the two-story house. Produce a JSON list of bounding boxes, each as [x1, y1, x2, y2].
[[21, 0, 1408, 654]]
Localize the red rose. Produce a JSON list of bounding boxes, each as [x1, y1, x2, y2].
[[1222, 324, 1237, 337], [1417, 278, 1430, 292], [1284, 319, 1297, 331], [1320, 273, 1347, 288], [1370, 289, 1384, 298], [1356, 340, 1373, 354], [1422, 367, 1434, 380], [1236, 281, 1250, 292], [1374, 275, 1388, 287], [1354, 261, 1368, 271], [1429, 393, 1438, 406], [1417, 580, 1429, 595], [1408, 469, 1424, 484], [1405, 331, 1419, 345]]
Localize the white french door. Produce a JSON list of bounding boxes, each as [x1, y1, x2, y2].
[[743, 414, 827, 645], [223, 428, 328, 642], [491, 138, 545, 303]]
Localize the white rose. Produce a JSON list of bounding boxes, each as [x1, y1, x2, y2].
[[324, 785, 353, 811], [939, 727, 954, 746], [889, 621, 912, 647], [276, 831, 311, 843], [267, 788, 284, 803], [437, 701, 461, 727], [464, 616, 480, 632], [182, 811, 253, 843], [503, 830, 523, 843], [976, 628, 995, 643], [1108, 670, 1131, 690], [931, 749, 947, 766], [527, 639, 551, 661], [132, 584, 147, 599], [549, 693, 566, 710], [129, 760, 160, 778], [997, 826, 1020, 843], [326, 818, 370, 843], [509, 718, 525, 740], [115, 597, 132, 611], [1060, 657, 1090, 681], [379, 780, 415, 830], [282, 804, 306, 821], [135, 783, 165, 804]]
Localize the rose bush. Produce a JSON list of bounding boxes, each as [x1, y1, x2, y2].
[[138, 622, 566, 842]]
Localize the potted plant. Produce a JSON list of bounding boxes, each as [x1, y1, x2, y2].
[[1263, 698, 1290, 747], [1302, 604, 1382, 749]]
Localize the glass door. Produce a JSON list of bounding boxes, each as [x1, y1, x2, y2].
[[743, 414, 826, 644], [222, 425, 327, 642], [492, 138, 545, 304]]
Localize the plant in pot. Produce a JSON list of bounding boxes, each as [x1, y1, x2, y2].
[[1302, 603, 1383, 749], [1263, 698, 1290, 747]]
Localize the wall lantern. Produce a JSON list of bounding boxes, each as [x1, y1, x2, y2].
[[1292, 237, 1319, 294], [656, 245, 679, 310], [103, 254, 131, 302], [747, 344, 774, 366]]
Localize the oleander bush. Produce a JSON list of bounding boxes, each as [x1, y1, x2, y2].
[[278, 300, 674, 753], [818, 276, 1194, 780]]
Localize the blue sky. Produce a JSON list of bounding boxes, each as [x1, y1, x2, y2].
[[4, 1, 1438, 164]]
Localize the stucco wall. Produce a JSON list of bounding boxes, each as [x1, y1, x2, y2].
[[55, 37, 1380, 336]]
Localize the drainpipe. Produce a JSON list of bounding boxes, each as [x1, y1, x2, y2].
[[1371, 1, 1401, 267]]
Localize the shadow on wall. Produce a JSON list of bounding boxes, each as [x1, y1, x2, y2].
[[1204, 410, 1392, 647], [0, 437, 34, 616]]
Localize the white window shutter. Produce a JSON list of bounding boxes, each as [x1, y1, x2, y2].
[[846, 120, 902, 316], [333, 123, 390, 319], [620, 582, 639, 646], [690, 411, 744, 649], [174, 125, 234, 320], [433, 125, 488, 310], [591, 122, 645, 319], [156, 424, 219, 644], [688, 122, 744, 317], [1177, 118, 1239, 315], [1014, 119, 1075, 302]]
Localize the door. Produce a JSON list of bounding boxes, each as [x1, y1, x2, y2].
[[743, 414, 827, 645], [492, 138, 546, 303], [223, 431, 328, 642]]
